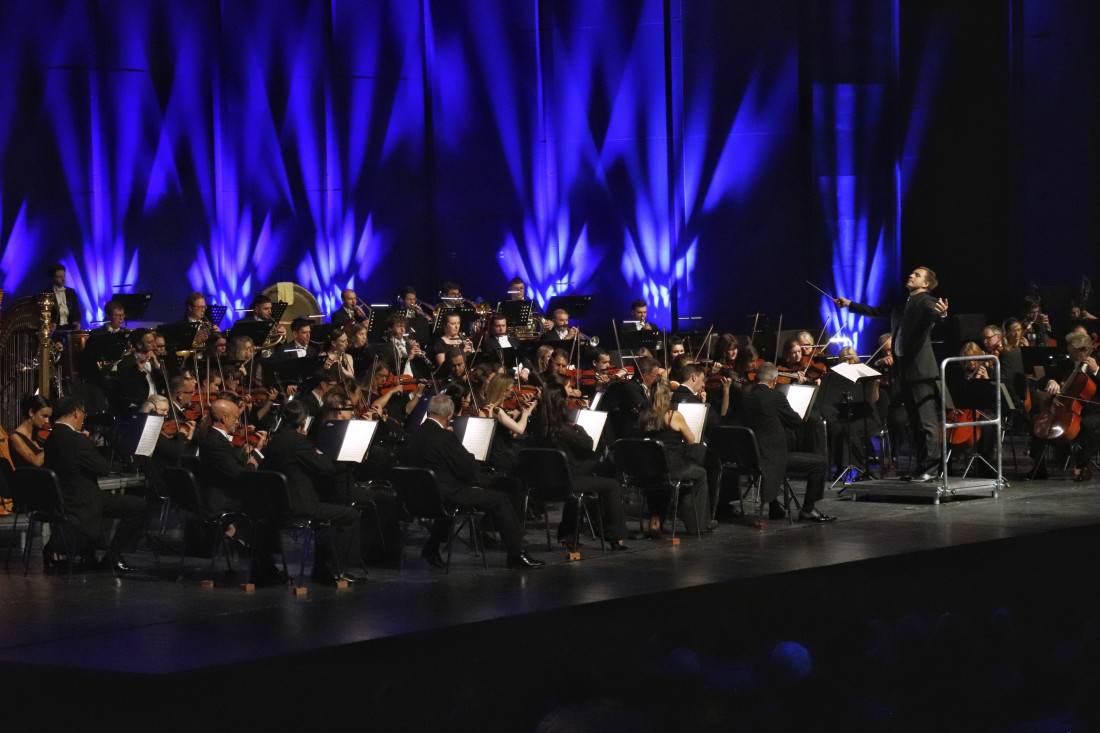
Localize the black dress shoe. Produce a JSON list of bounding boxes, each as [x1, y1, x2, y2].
[[608, 541, 629, 551], [768, 505, 786, 520], [106, 555, 135, 573], [420, 546, 446, 568], [798, 509, 837, 523], [507, 552, 545, 568], [1074, 467, 1092, 483], [340, 568, 369, 583], [912, 470, 942, 483]]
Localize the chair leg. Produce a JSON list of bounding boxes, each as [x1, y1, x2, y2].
[[668, 484, 680, 541], [23, 516, 36, 578], [590, 497, 605, 553], [444, 513, 458, 575], [298, 526, 313, 588], [5, 512, 20, 573]]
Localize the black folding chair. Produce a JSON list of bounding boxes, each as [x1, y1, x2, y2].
[[237, 469, 330, 587], [725, 426, 799, 523], [515, 448, 605, 554], [4, 467, 78, 577], [389, 466, 486, 573], [163, 466, 252, 583], [612, 439, 698, 539]]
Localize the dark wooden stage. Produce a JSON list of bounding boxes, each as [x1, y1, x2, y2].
[[3, 475, 1100, 730]]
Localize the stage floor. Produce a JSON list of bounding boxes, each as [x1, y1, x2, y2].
[[2, 473, 1098, 678]]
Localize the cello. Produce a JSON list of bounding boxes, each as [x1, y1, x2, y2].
[[1031, 347, 1097, 442]]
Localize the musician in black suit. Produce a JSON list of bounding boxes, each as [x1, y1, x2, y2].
[[743, 363, 834, 522], [400, 394, 544, 569], [600, 356, 661, 440], [836, 267, 949, 482], [330, 289, 368, 329], [261, 400, 366, 583], [90, 300, 127, 334], [46, 263, 83, 330], [113, 329, 166, 410], [1035, 330, 1100, 482], [43, 396, 145, 571], [195, 399, 284, 584], [273, 317, 318, 360]]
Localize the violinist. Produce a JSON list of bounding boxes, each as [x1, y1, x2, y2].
[[139, 395, 194, 473], [433, 312, 475, 366], [227, 335, 277, 427], [549, 349, 587, 405], [91, 300, 127, 334], [581, 348, 629, 399], [602, 355, 662, 440], [777, 338, 815, 385], [1036, 331, 1100, 482], [9, 395, 52, 469], [319, 327, 356, 381], [168, 375, 200, 422], [836, 266, 949, 482], [479, 373, 538, 474], [981, 324, 1027, 405], [331, 288, 368, 329], [534, 344, 554, 375], [541, 309, 579, 342], [369, 361, 426, 419], [274, 317, 318, 360], [668, 338, 686, 360]]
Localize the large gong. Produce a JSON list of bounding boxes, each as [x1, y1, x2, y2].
[[260, 282, 322, 325]]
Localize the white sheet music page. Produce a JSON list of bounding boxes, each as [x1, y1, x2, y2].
[[674, 402, 708, 444], [134, 415, 164, 457], [460, 417, 495, 462], [337, 420, 378, 462], [831, 361, 881, 383], [574, 409, 608, 445], [588, 391, 603, 411], [782, 384, 816, 419]]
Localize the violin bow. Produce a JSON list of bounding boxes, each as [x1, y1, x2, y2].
[[773, 314, 783, 363], [692, 324, 714, 364], [612, 319, 625, 370]]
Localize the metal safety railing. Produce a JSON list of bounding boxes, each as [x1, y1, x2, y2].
[[939, 354, 1004, 494]]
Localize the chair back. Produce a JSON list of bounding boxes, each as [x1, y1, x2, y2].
[[236, 470, 292, 522], [389, 466, 449, 520], [163, 466, 208, 517], [515, 448, 574, 501], [612, 439, 670, 482], [713, 426, 763, 474], [11, 466, 66, 518]]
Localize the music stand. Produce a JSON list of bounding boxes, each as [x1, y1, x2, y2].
[[117, 413, 164, 458], [405, 315, 432, 345], [268, 355, 326, 386], [432, 306, 477, 335], [228, 321, 272, 347], [315, 419, 378, 463], [81, 331, 130, 365], [619, 329, 661, 353], [820, 365, 881, 486], [205, 304, 228, 328], [499, 299, 532, 329], [270, 301, 289, 323], [1020, 346, 1068, 379], [158, 322, 201, 355], [111, 292, 153, 321], [366, 306, 398, 341], [544, 295, 592, 319], [451, 416, 496, 462]]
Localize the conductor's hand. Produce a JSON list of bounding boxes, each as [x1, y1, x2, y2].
[[934, 298, 949, 316], [834, 297, 851, 308]]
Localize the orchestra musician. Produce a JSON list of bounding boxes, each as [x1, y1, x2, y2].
[[668, 338, 686, 360], [399, 394, 544, 569], [744, 363, 835, 522], [91, 300, 127, 334], [331, 288, 368, 329], [1002, 318, 1026, 350], [46, 263, 83, 330], [506, 276, 549, 329], [382, 314, 430, 379], [235, 294, 287, 344], [1036, 330, 1100, 482], [274, 317, 318, 360], [601, 355, 662, 440], [113, 328, 165, 410], [9, 395, 51, 469], [541, 309, 579, 342], [623, 299, 659, 332], [835, 266, 949, 482], [318, 327, 356, 381], [181, 292, 220, 348], [1021, 295, 1053, 347], [433, 311, 475, 366]]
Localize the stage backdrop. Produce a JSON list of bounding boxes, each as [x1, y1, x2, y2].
[[1, 1, 1095, 348]]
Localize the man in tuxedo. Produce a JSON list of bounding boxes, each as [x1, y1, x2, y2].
[[540, 309, 579, 342], [623, 298, 660, 333], [400, 395, 543, 569], [112, 328, 166, 411], [46, 263, 83, 330], [91, 300, 126, 334], [274, 317, 318, 360], [330, 289, 367, 329], [43, 396, 145, 571], [196, 399, 284, 584], [261, 400, 367, 584], [836, 266, 949, 481], [600, 356, 661, 440], [743, 363, 834, 522]]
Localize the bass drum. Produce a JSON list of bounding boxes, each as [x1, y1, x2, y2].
[[260, 282, 322, 326]]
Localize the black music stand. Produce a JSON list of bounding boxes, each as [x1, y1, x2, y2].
[[117, 413, 164, 458], [432, 306, 477, 335], [157, 322, 201, 359], [270, 301, 289, 323], [405, 315, 431, 345], [544, 294, 592, 319], [366, 306, 398, 341], [315, 419, 378, 463], [347, 346, 375, 377], [227, 321, 272, 347], [619, 329, 661, 353], [268, 355, 326, 386], [111, 292, 153, 321], [818, 369, 880, 487], [1021, 346, 1069, 379], [499, 299, 532, 329], [205, 304, 228, 329], [81, 331, 130, 365]]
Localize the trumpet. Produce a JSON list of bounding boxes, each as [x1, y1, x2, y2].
[[577, 331, 600, 347]]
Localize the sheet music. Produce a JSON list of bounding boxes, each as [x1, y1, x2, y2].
[[303, 416, 313, 434], [336, 420, 378, 463], [674, 402, 708, 444], [830, 361, 881, 383], [781, 384, 816, 419], [497, 335, 512, 349], [573, 409, 608, 445], [588, 391, 603, 411], [134, 415, 163, 457], [458, 417, 495, 462]]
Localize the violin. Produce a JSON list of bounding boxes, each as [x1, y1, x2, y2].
[[800, 354, 829, 380], [502, 385, 540, 411], [36, 425, 53, 442], [231, 425, 264, 447]]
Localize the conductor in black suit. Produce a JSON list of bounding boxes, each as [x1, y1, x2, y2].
[[400, 394, 544, 569], [836, 267, 949, 482], [45, 263, 84, 330], [43, 396, 145, 571], [262, 400, 367, 584], [743, 363, 834, 522]]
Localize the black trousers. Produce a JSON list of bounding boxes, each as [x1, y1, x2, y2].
[[901, 377, 941, 470], [61, 494, 146, 558], [307, 502, 364, 574], [558, 475, 628, 542], [431, 484, 525, 559], [786, 451, 828, 511]]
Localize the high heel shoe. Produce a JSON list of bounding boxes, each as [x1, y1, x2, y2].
[[558, 536, 579, 552], [647, 517, 664, 540]]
